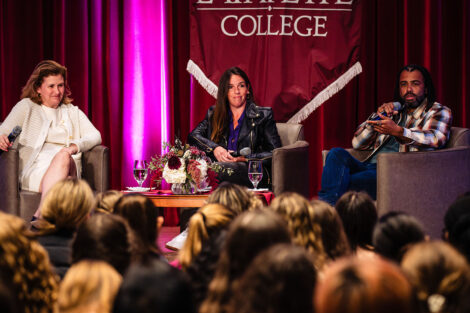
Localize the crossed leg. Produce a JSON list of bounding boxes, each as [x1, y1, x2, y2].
[[33, 149, 77, 218]]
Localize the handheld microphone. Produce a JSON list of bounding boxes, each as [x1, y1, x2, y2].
[[370, 102, 402, 121], [0, 126, 22, 155], [230, 147, 252, 157]]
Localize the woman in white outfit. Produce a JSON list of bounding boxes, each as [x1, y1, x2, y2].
[[0, 60, 101, 218]]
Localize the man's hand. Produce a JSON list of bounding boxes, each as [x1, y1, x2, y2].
[[0, 134, 12, 151], [214, 146, 237, 163], [377, 102, 400, 117], [367, 112, 404, 137]]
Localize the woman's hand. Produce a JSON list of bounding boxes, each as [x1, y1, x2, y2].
[[0, 134, 12, 151], [214, 146, 237, 163], [62, 144, 79, 155]]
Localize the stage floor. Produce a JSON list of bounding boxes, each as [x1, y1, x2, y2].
[[158, 226, 180, 262]]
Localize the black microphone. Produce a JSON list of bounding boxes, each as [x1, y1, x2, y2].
[[0, 126, 22, 155], [230, 147, 252, 157], [370, 102, 402, 121]]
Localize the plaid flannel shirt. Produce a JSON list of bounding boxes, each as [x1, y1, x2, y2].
[[352, 101, 452, 161]]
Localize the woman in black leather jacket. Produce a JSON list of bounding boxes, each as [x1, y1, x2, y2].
[[188, 67, 281, 188]]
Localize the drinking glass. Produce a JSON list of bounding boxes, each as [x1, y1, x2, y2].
[[133, 160, 149, 188], [248, 160, 263, 190]]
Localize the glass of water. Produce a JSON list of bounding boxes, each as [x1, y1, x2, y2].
[[133, 160, 149, 188], [248, 160, 263, 190]]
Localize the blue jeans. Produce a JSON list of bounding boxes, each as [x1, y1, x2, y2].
[[318, 147, 377, 205]]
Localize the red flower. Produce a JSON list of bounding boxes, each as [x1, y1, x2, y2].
[[207, 168, 219, 191], [167, 155, 181, 170], [150, 168, 163, 189], [187, 160, 202, 184]]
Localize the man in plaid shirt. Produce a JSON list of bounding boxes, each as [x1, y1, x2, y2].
[[319, 64, 452, 205]]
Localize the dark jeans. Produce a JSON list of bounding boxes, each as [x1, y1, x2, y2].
[[318, 147, 377, 205]]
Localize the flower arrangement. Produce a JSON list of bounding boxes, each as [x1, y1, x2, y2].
[[149, 139, 231, 193]]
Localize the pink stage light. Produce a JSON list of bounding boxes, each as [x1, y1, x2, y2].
[[122, 0, 169, 188]]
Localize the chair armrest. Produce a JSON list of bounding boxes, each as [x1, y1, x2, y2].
[[0, 149, 19, 215], [82, 145, 109, 193], [377, 146, 470, 238], [272, 140, 310, 197]]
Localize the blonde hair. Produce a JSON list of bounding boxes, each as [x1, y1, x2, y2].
[[95, 190, 123, 214], [0, 212, 58, 313], [207, 182, 262, 214], [179, 203, 236, 269], [401, 241, 470, 313], [21, 60, 72, 104], [270, 192, 327, 269], [58, 260, 122, 313], [34, 178, 95, 234]]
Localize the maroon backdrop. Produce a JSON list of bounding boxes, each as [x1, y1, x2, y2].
[[1, 0, 469, 196]]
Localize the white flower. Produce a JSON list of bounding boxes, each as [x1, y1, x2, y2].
[[162, 159, 187, 184], [196, 158, 208, 178], [183, 150, 192, 159]]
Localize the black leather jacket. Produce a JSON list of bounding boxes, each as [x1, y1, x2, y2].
[[188, 101, 282, 161]]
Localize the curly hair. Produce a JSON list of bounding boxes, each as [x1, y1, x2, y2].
[[200, 209, 291, 313], [59, 260, 122, 313], [401, 241, 470, 313], [21, 60, 73, 105], [178, 203, 236, 269], [207, 182, 263, 214], [270, 192, 327, 269], [0, 212, 58, 313]]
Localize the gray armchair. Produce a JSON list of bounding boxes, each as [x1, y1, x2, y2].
[[272, 123, 310, 198], [0, 145, 110, 221], [322, 127, 470, 238]]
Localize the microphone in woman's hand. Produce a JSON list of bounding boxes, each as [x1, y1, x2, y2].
[[0, 126, 22, 155]]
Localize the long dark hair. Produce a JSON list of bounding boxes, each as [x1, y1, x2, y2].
[[211, 67, 254, 143], [393, 64, 436, 109]]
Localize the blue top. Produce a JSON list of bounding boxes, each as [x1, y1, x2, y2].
[[227, 109, 246, 152]]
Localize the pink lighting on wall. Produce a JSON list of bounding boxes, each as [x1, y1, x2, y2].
[[122, 0, 169, 188]]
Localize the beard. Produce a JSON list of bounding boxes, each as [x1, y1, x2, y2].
[[402, 92, 426, 109]]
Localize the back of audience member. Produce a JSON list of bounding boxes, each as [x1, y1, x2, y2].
[[335, 191, 377, 255], [444, 194, 470, 262], [179, 203, 236, 269], [315, 256, 415, 313], [113, 259, 196, 313], [401, 241, 470, 313], [228, 243, 317, 313], [0, 212, 58, 313], [270, 192, 327, 270], [95, 190, 123, 214], [59, 260, 122, 313], [72, 213, 133, 275], [373, 211, 426, 263], [200, 209, 291, 313], [206, 182, 263, 214], [114, 194, 164, 262], [312, 199, 351, 261], [31, 178, 95, 278]]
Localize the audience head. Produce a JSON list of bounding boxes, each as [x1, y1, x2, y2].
[[113, 259, 196, 313], [200, 209, 291, 313], [443, 194, 470, 262], [335, 191, 378, 251], [207, 182, 262, 214], [401, 241, 470, 313], [312, 199, 351, 261], [228, 243, 317, 313], [32, 178, 94, 234], [0, 212, 58, 313], [21, 59, 72, 104], [114, 193, 163, 259], [270, 192, 326, 269], [59, 260, 122, 313], [179, 203, 236, 269], [373, 212, 426, 263], [315, 256, 414, 313], [393, 64, 436, 107], [72, 213, 133, 275], [95, 190, 123, 214]]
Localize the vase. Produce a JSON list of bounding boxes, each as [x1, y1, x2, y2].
[[171, 181, 196, 195]]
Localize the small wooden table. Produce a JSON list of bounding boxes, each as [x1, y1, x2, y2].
[[142, 192, 209, 208]]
